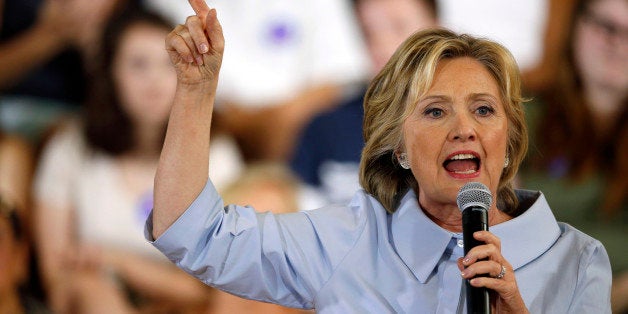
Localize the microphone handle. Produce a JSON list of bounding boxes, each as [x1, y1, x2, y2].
[[462, 207, 490, 314]]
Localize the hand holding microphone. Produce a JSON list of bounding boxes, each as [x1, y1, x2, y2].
[[456, 182, 528, 314], [457, 182, 491, 314]]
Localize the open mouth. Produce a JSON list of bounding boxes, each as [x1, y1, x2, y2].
[[443, 153, 480, 174]]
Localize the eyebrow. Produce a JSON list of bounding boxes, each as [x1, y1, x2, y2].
[[418, 93, 499, 103], [417, 95, 450, 103], [468, 93, 499, 102]]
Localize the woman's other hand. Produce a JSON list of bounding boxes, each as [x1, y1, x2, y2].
[[457, 231, 529, 313]]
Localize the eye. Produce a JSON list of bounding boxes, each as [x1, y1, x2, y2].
[[424, 107, 444, 118], [475, 105, 495, 116]]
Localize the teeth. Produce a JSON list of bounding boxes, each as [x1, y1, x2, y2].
[[450, 153, 476, 160], [453, 169, 477, 174]]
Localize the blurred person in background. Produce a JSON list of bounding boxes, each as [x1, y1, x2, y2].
[[291, 0, 438, 206], [436, 0, 549, 82], [0, 0, 122, 144], [32, 8, 224, 313], [0, 197, 51, 314], [0, 130, 33, 228], [0, 130, 48, 314], [436, 0, 579, 95], [143, 0, 369, 162], [518, 0, 627, 312]]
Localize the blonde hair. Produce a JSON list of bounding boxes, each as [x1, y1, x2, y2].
[[359, 28, 528, 214]]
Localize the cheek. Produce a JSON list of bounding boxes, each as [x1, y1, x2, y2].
[[485, 126, 510, 172], [405, 125, 442, 172]]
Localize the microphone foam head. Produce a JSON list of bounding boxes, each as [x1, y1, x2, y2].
[[456, 182, 492, 212]]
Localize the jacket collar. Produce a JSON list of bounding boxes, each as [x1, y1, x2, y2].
[[389, 189, 560, 283]]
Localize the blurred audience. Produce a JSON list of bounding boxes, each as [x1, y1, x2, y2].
[[0, 130, 49, 314], [291, 0, 438, 206], [0, 0, 124, 144], [437, 0, 548, 71], [31, 8, 223, 313], [220, 162, 301, 214], [436, 0, 578, 94], [144, 0, 369, 162], [0, 197, 51, 314], [0, 131, 34, 225], [518, 0, 627, 312], [520, 0, 579, 94], [208, 162, 311, 314]]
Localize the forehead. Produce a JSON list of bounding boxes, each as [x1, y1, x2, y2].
[[425, 57, 501, 97]]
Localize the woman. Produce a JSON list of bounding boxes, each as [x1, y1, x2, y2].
[[149, 1, 612, 312], [33, 8, 218, 314]]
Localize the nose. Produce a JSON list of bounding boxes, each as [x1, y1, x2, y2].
[[448, 112, 476, 142]]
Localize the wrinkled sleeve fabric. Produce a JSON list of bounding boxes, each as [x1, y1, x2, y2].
[[145, 179, 365, 309], [569, 239, 612, 313]]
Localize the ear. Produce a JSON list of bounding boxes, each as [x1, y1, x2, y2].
[[396, 151, 411, 170]]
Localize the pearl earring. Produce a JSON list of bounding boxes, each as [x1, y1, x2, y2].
[[399, 153, 410, 169], [504, 156, 510, 168]]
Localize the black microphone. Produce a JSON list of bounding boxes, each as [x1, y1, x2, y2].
[[457, 182, 492, 314]]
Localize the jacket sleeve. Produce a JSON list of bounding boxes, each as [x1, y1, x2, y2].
[[145, 179, 365, 309], [568, 240, 612, 313]]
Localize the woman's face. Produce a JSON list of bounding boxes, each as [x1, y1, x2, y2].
[[401, 57, 509, 209], [573, 0, 628, 94], [113, 22, 176, 128]]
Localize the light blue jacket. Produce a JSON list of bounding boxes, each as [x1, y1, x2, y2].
[[146, 180, 611, 313]]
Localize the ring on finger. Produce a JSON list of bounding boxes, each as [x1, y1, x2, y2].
[[495, 264, 506, 279]]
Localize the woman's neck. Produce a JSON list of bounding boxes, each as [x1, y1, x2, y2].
[[421, 204, 464, 232], [420, 201, 511, 233]]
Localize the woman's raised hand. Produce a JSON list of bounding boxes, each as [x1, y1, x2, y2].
[[165, 0, 224, 86]]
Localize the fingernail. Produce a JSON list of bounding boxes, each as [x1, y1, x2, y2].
[[199, 43, 209, 53], [463, 257, 471, 265], [186, 56, 194, 63], [460, 270, 468, 278], [196, 56, 204, 65]]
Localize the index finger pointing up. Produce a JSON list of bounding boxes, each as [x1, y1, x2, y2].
[[189, 0, 210, 20]]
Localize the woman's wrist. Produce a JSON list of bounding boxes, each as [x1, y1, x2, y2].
[[174, 82, 217, 112]]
